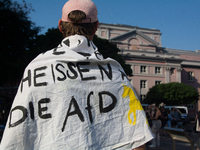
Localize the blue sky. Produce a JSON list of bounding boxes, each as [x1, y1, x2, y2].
[[15, 0, 200, 51]]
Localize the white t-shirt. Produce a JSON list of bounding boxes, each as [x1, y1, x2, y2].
[[0, 35, 153, 150]]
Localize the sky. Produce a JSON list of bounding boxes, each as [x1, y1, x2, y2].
[[15, 0, 200, 51]]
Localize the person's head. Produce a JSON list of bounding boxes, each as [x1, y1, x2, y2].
[[148, 105, 151, 110], [166, 108, 170, 114], [58, 0, 99, 40], [151, 104, 156, 111], [160, 106, 165, 112], [152, 103, 160, 110]]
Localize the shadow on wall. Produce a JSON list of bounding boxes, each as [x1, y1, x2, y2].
[[181, 69, 200, 91], [181, 68, 200, 118]]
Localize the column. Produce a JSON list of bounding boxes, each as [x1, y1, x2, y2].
[[131, 65, 135, 74], [176, 67, 182, 83], [165, 67, 170, 83], [106, 28, 110, 39], [162, 67, 164, 75]]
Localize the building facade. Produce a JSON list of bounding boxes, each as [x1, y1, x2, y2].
[[96, 23, 200, 117]]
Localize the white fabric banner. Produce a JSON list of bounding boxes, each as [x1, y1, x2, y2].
[[0, 35, 153, 150]]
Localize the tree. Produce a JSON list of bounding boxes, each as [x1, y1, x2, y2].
[[144, 82, 199, 105], [28, 28, 63, 61], [0, 0, 41, 122], [0, 0, 41, 85]]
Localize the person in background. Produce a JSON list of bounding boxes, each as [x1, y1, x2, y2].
[[166, 108, 174, 127], [194, 111, 200, 133], [171, 108, 182, 128], [144, 106, 151, 118], [149, 104, 162, 148], [0, 0, 153, 149], [171, 108, 181, 121], [145, 105, 152, 127], [195, 111, 200, 121], [159, 106, 168, 138]]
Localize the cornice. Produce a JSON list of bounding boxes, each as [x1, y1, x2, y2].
[[110, 29, 159, 46], [165, 48, 200, 56], [98, 22, 161, 32], [136, 30, 160, 46], [110, 29, 137, 40], [181, 60, 200, 67], [127, 62, 181, 68], [133, 73, 165, 78], [120, 49, 180, 57], [121, 54, 183, 64]]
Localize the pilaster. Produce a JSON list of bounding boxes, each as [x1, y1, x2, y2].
[[176, 67, 182, 83], [165, 67, 170, 83]]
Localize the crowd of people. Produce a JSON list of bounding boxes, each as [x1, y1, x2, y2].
[[144, 104, 182, 148]]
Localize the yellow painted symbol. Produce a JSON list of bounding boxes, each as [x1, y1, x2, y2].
[[122, 85, 145, 125]]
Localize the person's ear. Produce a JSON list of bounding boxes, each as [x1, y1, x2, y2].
[[92, 21, 99, 35], [58, 19, 63, 33]]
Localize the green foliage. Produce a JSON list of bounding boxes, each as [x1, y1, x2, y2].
[[28, 28, 63, 60], [144, 82, 199, 105], [0, 0, 40, 84]]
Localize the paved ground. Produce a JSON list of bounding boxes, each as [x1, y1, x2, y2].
[[145, 131, 200, 150]]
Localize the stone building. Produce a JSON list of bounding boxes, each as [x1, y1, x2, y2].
[[96, 23, 200, 117]]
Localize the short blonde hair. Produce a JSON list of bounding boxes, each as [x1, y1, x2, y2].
[[61, 10, 97, 39]]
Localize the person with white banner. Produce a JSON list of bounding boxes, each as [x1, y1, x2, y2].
[[0, 0, 154, 149]]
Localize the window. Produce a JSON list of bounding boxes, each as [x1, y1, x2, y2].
[[101, 31, 106, 37], [140, 95, 146, 102], [178, 108, 186, 114], [141, 80, 146, 89], [140, 66, 146, 73], [170, 68, 175, 75], [155, 81, 161, 85], [188, 71, 194, 81], [187, 104, 194, 110], [155, 67, 161, 74]]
